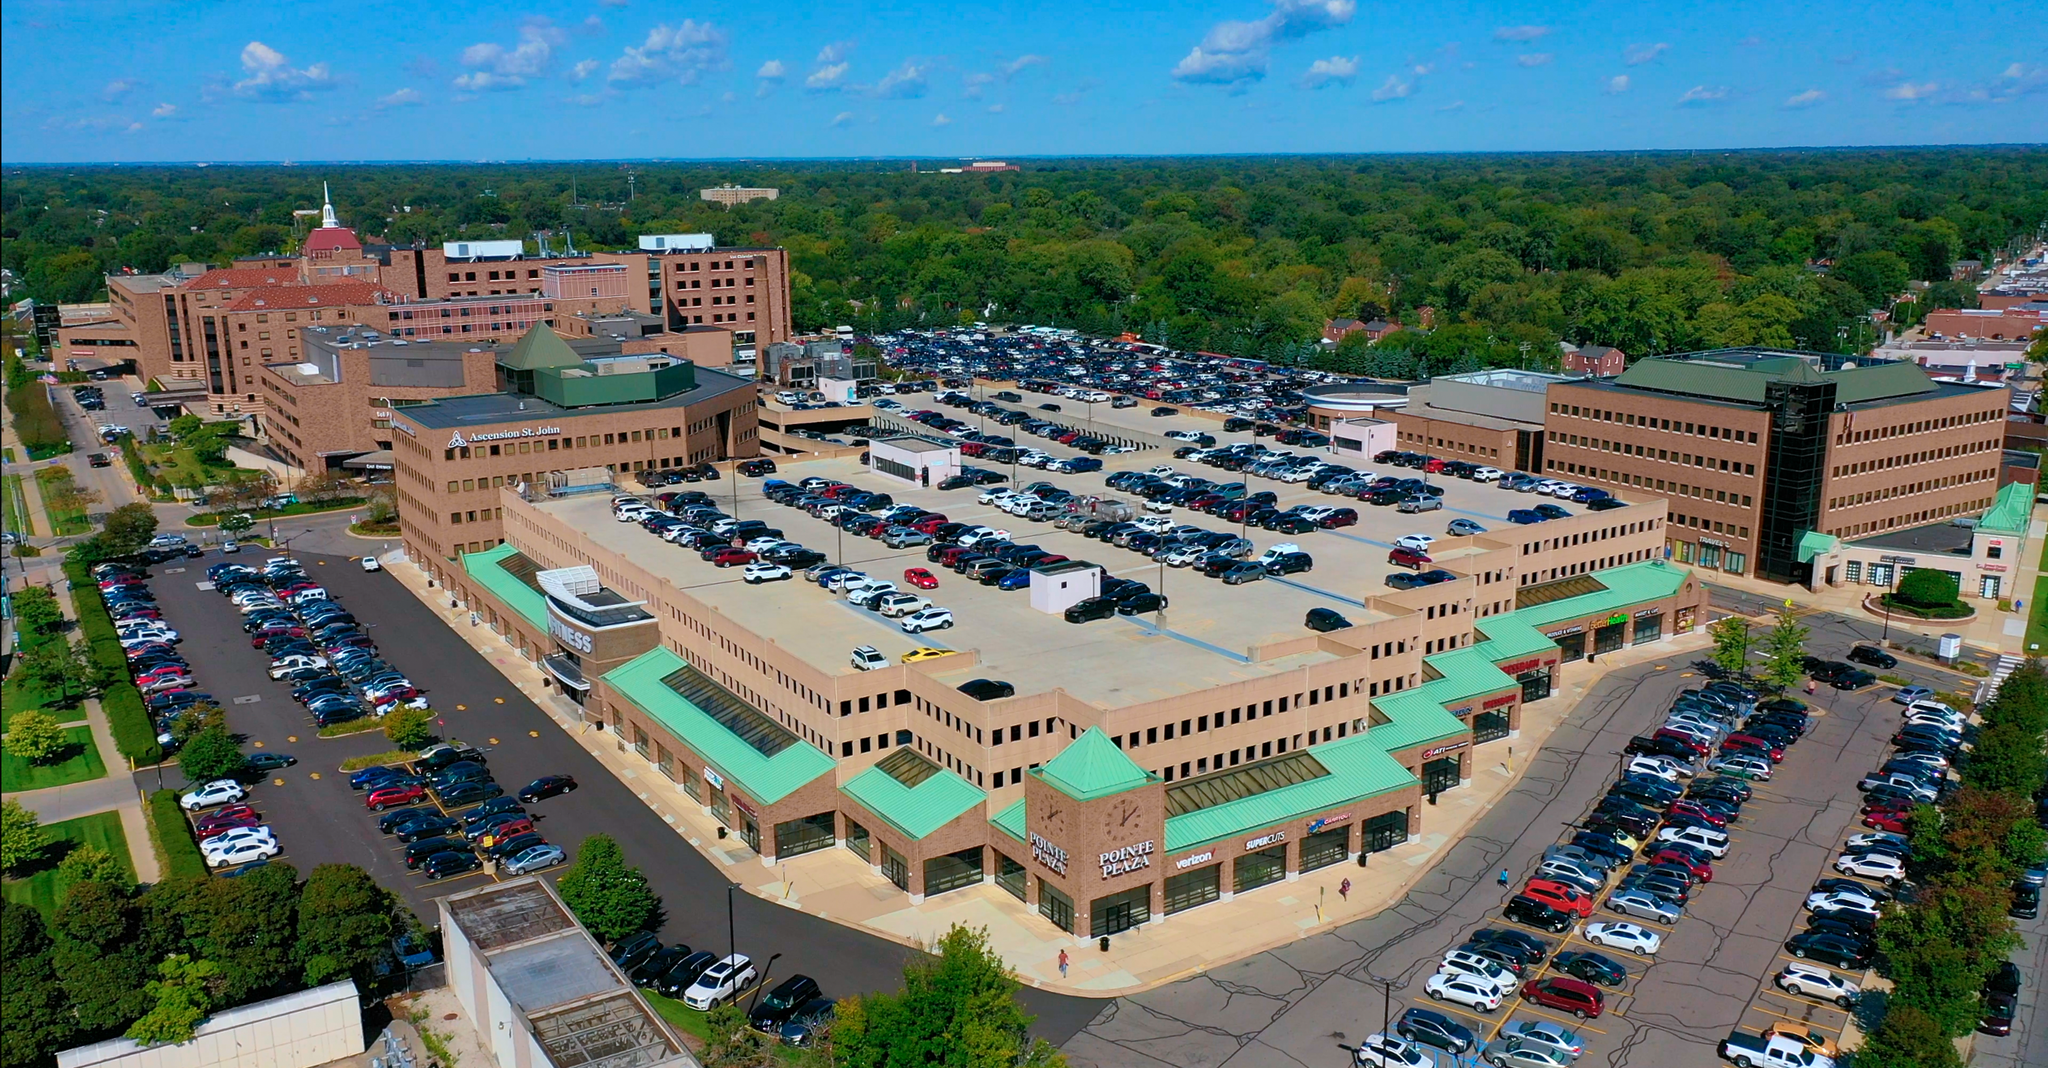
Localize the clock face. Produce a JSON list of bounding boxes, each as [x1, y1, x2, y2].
[[1102, 796, 1144, 837]]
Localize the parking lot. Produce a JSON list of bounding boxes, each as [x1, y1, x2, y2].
[[134, 547, 1100, 1040], [1060, 641, 1911, 1067], [589, 446, 1653, 713]]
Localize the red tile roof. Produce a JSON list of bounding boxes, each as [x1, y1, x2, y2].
[[181, 268, 304, 291], [223, 283, 387, 312], [303, 226, 364, 253]]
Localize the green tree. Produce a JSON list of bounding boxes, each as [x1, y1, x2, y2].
[[1894, 568, 1961, 609], [1, 900, 77, 1068], [166, 414, 204, 441], [218, 512, 254, 537], [176, 724, 247, 784], [1877, 880, 2018, 1036], [294, 864, 399, 988], [176, 862, 301, 1002], [2, 798, 51, 875], [700, 1004, 767, 1068], [169, 704, 227, 747], [834, 925, 1067, 1068], [58, 844, 135, 894], [382, 706, 435, 750], [98, 503, 160, 559], [4, 708, 70, 765], [124, 955, 221, 1047], [1707, 615, 1752, 677], [50, 880, 156, 1032], [555, 834, 659, 944], [17, 639, 89, 707], [1758, 607, 1810, 692], [11, 586, 65, 638], [1854, 1004, 1963, 1068]]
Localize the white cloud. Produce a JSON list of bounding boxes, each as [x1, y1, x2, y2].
[[151, 102, 179, 117], [986, 103, 1005, 113], [125, 122, 143, 134], [1782, 88, 1825, 109], [1370, 73, 1413, 101], [1516, 53, 1553, 67], [1739, 35, 1764, 47], [608, 21, 729, 87], [807, 62, 850, 89], [1436, 99, 1464, 111], [1625, 42, 1668, 65], [757, 59, 786, 80], [455, 21, 565, 91], [234, 41, 337, 100], [1493, 25, 1550, 42], [1299, 55, 1358, 89], [829, 110, 854, 127], [1677, 84, 1729, 105], [571, 59, 600, 81], [816, 41, 854, 65], [1604, 74, 1629, 94], [375, 88, 423, 109], [931, 112, 952, 126], [598, 0, 628, 7], [1001, 54, 1049, 78], [871, 61, 928, 98], [1171, 0, 1357, 85], [102, 79, 138, 101], [566, 92, 607, 107], [1884, 80, 1938, 100]]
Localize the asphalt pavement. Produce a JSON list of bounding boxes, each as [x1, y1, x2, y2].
[[135, 547, 1102, 1042]]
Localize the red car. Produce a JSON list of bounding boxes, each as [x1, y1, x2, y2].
[[1861, 797, 1913, 817], [251, 627, 306, 647], [911, 515, 950, 534], [200, 803, 258, 825], [195, 814, 263, 840], [1648, 847, 1714, 881], [706, 548, 757, 567], [1652, 729, 1710, 758], [1665, 800, 1728, 828], [365, 784, 425, 810], [135, 665, 192, 685], [1521, 879, 1596, 917], [1719, 734, 1785, 762], [903, 567, 939, 590], [1388, 547, 1431, 569], [1519, 976, 1605, 1019], [1316, 508, 1359, 528], [1863, 810, 1909, 832]]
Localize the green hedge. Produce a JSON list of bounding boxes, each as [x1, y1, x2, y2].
[[4, 354, 68, 455], [64, 556, 164, 765], [147, 789, 209, 880]]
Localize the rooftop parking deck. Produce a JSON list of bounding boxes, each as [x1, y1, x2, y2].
[[537, 444, 1659, 709]]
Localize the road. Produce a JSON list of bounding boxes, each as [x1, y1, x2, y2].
[[137, 547, 1102, 1042], [1059, 640, 1912, 1067]]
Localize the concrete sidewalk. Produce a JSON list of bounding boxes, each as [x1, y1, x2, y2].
[[384, 546, 1710, 996]]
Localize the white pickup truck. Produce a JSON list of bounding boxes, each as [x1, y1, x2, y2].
[[1717, 1032, 1835, 1068]]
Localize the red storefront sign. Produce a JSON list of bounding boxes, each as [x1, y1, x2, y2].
[[1500, 658, 1545, 675], [1482, 693, 1518, 710]]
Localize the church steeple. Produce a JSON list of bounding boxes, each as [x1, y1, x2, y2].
[[320, 182, 338, 229]]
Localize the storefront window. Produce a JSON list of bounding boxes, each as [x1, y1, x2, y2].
[[1362, 811, 1409, 852], [1299, 827, 1349, 872], [1472, 710, 1511, 744], [775, 812, 836, 859], [1423, 757, 1462, 795], [1517, 669, 1552, 703], [1233, 844, 1288, 894], [1038, 883, 1075, 933], [844, 819, 871, 863], [924, 847, 985, 897], [1844, 560, 1862, 584], [680, 767, 702, 802], [882, 844, 910, 892], [632, 724, 649, 760], [1632, 614, 1664, 645], [1593, 622, 1625, 656], [710, 788, 731, 825], [1164, 864, 1221, 914], [1673, 540, 1692, 563], [995, 853, 1027, 901], [655, 744, 675, 781], [1698, 543, 1723, 570], [1724, 552, 1747, 575], [1868, 563, 1893, 587], [1090, 885, 1152, 937], [1553, 631, 1586, 663], [736, 809, 761, 854]]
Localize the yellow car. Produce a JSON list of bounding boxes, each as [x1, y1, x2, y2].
[[901, 646, 956, 663], [1762, 1023, 1839, 1060]]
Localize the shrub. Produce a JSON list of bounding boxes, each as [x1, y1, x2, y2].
[[5, 709, 69, 764], [58, 844, 135, 892], [146, 789, 208, 879], [383, 707, 435, 750], [64, 555, 163, 765], [177, 725, 246, 784], [3, 798, 51, 874], [1896, 568, 1961, 609]]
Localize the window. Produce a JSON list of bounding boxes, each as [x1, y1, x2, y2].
[[1038, 883, 1074, 933], [923, 846, 984, 897]]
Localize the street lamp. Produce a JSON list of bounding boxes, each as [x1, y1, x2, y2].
[[1878, 554, 1913, 643], [746, 952, 783, 1014]]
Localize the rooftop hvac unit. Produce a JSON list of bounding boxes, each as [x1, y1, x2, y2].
[[638, 233, 715, 252]]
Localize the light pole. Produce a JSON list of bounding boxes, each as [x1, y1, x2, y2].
[[746, 952, 783, 1014], [1878, 554, 1912, 644]]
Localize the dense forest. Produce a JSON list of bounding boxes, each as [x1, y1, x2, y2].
[[5, 150, 2045, 374]]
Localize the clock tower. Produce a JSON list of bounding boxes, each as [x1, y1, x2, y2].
[[1020, 727, 1165, 939]]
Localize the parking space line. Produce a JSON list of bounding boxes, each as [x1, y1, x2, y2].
[[1120, 615, 1253, 663], [1263, 575, 1367, 607]]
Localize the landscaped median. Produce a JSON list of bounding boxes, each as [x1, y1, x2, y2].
[[184, 496, 366, 526], [62, 555, 165, 766], [144, 788, 209, 880]]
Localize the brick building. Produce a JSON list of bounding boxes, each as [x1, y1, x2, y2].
[[390, 324, 759, 565], [1544, 349, 2009, 585], [1562, 344, 1627, 377]]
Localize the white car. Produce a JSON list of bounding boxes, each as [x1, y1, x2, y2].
[[742, 562, 792, 584], [1627, 755, 1691, 782], [360, 555, 382, 572], [824, 571, 869, 592], [1807, 888, 1883, 913], [201, 826, 277, 856], [1352, 1033, 1428, 1067], [221, 540, 241, 554], [1393, 534, 1436, 553], [847, 581, 901, 608], [1424, 971, 1504, 1013], [268, 655, 329, 679], [1654, 825, 1730, 858], [1582, 921, 1663, 957], [1707, 753, 1773, 780], [1845, 832, 1909, 854], [850, 646, 888, 671], [180, 779, 248, 811], [1775, 962, 1861, 1007], [1471, 466, 1503, 482], [874, 593, 932, 618], [1902, 699, 1957, 717], [207, 838, 281, 868], [899, 607, 955, 633], [681, 953, 759, 1010], [1833, 852, 1906, 884], [1438, 950, 1515, 988], [744, 536, 790, 554]]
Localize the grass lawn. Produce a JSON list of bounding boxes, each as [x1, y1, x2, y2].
[[186, 496, 366, 527], [33, 466, 90, 535], [1, 726, 107, 791], [0, 811, 134, 916], [2027, 533, 2048, 654], [2, 674, 86, 729], [138, 440, 257, 493], [643, 993, 813, 1064], [3, 471, 36, 536]]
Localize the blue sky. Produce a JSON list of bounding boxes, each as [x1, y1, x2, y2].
[[4, 0, 2042, 161]]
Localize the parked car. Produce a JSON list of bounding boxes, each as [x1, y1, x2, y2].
[[682, 954, 760, 1010]]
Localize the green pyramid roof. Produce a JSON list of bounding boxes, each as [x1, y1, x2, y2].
[[1978, 480, 2033, 536], [498, 323, 583, 371], [1034, 726, 1155, 801]]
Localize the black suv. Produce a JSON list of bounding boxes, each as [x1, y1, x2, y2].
[[1063, 597, 1119, 624], [957, 679, 1016, 701], [1846, 645, 1897, 669], [749, 974, 824, 1033], [1503, 895, 1574, 933]]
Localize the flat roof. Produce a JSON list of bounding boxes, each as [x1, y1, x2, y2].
[[873, 436, 958, 454], [395, 366, 752, 430], [1848, 522, 1975, 556]]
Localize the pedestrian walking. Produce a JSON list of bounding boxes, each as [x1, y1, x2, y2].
[[1498, 869, 1510, 888], [1805, 677, 1817, 695], [1339, 877, 1351, 902], [1058, 949, 1069, 978]]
